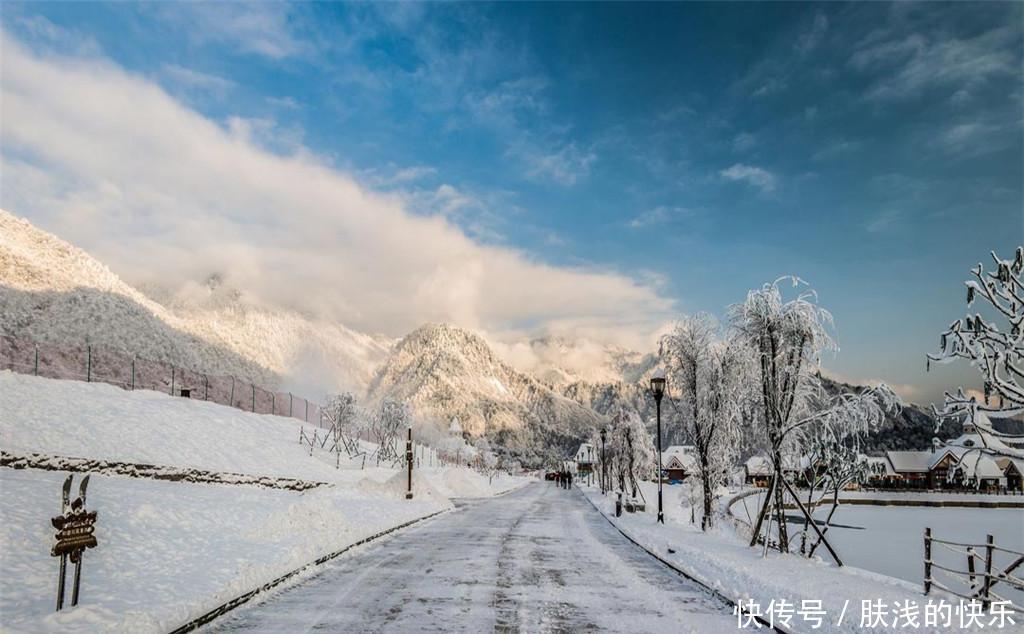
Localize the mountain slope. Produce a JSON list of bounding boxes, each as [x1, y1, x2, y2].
[[367, 324, 606, 466], [0, 209, 391, 395]]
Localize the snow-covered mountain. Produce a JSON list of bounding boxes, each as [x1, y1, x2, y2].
[[0, 209, 392, 395], [367, 324, 606, 465]]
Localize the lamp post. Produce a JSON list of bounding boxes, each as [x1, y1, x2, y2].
[[651, 371, 666, 524], [600, 428, 607, 495]]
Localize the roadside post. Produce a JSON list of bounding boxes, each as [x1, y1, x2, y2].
[[406, 428, 414, 500]]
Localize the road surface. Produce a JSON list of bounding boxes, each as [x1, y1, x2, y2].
[[210, 482, 735, 633]]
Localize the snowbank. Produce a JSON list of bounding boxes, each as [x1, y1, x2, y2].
[[0, 372, 345, 482]]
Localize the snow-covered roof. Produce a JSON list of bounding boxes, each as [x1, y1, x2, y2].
[[885, 451, 932, 473], [1004, 457, 1024, 476], [744, 454, 801, 476], [947, 431, 1023, 458], [664, 445, 695, 456], [662, 452, 696, 471], [574, 443, 595, 463], [745, 456, 771, 476], [945, 447, 1005, 479]]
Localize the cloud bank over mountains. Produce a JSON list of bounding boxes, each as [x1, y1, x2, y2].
[[0, 31, 672, 348]]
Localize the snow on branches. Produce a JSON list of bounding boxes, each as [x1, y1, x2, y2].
[[928, 247, 1024, 423], [659, 313, 753, 529], [728, 277, 835, 551], [926, 247, 1024, 485], [729, 277, 900, 554], [596, 408, 655, 501]]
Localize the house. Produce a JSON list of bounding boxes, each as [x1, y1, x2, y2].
[[574, 442, 596, 476], [999, 457, 1024, 491], [885, 450, 937, 487], [744, 456, 771, 487], [881, 432, 1011, 491], [660, 445, 696, 482]]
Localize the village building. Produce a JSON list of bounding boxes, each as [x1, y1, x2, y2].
[[573, 442, 596, 477], [660, 445, 696, 482], [866, 414, 1020, 491], [743, 455, 802, 487]]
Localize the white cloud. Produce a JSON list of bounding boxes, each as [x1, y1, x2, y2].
[[732, 132, 757, 153], [517, 141, 596, 186], [363, 164, 438, 187], [812, 138, 864, 162], [751, 78, 786, 98], [162, 64, 234, 95], [265, 95, 301, 110], [850, 25, 1017, 102], [795, 12, 829, 54], [719, 164, 776, 193], [628, 206, 693, 229], [432, 184, 476, 216], [151, 4, 309, 60], [865, 209, 903, 234], [0, 31, 672, 343]]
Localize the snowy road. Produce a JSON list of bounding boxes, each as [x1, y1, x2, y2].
[[209, 482, 735, 633]]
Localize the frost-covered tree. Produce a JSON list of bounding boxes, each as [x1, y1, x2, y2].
[[927, 247, 1024, 464], [601, 408, 655, 498], [793, 388, 898, 558], [321, 392, 364, 456], [730, 278, 899, 554], [372, 398, 410, 465], [729, 278, 834, 551], [659, 313, 752, 530]]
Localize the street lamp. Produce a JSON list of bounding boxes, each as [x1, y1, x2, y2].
[[600, 428, 607, 495], [650, 370, 666, 524]]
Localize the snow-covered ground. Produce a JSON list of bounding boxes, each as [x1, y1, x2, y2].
[[0, 373, 529, 632], [0, 469, 446, 633], [732, 489, 1024, 595], [837, 490, 1024, 504], [585, 483, 1017, 633]]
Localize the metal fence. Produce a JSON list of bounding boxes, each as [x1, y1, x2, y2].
[[0, 335, 324, 425]]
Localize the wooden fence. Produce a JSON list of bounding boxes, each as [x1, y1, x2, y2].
[[924, 527, 1024, 611]]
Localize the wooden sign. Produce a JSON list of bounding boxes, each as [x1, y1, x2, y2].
[[51, 474, 97, 610]]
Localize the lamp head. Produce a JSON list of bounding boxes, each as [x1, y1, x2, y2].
[[650, 369, 666, 399]]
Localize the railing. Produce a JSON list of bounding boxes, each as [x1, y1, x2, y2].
[[0, 335, 324, 426], [924, 528, 1024, 611]]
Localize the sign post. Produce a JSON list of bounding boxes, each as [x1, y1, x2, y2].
[[51, 474, 98, 610], [405, 428, 414, 500]]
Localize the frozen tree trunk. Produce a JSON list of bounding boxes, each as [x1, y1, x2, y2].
[[700, 453, 713, 531]]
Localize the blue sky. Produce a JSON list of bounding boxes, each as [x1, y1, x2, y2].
[[1, 2, 1021, 404]]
